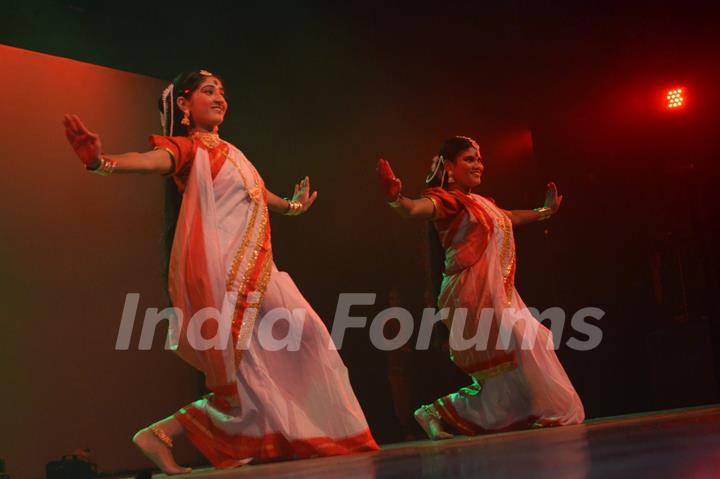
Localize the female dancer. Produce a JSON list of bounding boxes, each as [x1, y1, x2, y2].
[[64, 70, 377, 474], [377, 136, 585, 440]]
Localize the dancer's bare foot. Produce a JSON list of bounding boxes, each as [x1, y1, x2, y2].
[[414, 405, 454, 440], [133, 426, 192, 475]]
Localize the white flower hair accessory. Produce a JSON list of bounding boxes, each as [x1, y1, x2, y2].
[[426, 154, 446, 184], [160, 83, 175, 136]]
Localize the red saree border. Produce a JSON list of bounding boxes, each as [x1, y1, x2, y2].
[[175, 403, 379, 468], [434, 397, 482, 435]]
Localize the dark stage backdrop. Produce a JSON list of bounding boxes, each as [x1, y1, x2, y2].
[[2, 1, 720, 477]]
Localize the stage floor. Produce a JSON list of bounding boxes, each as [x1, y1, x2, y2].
[[137, 405, 720, 478]]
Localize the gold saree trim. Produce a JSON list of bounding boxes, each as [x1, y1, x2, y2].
[[225, 151, 264, 291]]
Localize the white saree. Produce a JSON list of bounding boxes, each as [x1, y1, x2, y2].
[[423, 187, 585, 434], [164, 139, 378, 467]]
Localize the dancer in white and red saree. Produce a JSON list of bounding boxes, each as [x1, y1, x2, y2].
[[376, 136, 584, 440], [64, 70, 377, 474]]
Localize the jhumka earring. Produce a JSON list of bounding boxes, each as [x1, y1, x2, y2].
[[181, 110, 191, 126], [447, 171, 455, 184]]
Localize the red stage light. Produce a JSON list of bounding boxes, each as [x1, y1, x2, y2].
[[666, 87, 685, 110]]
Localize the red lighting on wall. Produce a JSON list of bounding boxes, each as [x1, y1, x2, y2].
[[666, 88, 685, 110]]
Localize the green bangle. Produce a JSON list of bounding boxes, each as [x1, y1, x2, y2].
[[388, 194, 402, 208], [86, 158, 102, 171]]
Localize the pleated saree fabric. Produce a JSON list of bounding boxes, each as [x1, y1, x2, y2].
[[422, 187, 585, 434], [150, 135, 378, 467]]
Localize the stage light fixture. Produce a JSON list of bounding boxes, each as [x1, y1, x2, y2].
[[666, 88, 684, 110]]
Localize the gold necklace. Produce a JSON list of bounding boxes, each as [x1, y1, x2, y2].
[[190, 129, 221, 149], [189, 129, 264, 204]]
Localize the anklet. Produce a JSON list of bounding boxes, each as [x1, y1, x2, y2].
[[418, 404, 442, 421], [150, 426, 174, 449]]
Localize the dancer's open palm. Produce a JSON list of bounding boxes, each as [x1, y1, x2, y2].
[[292, 176, 318, 213], [377, 159, 402, 201], [544, 182, 563, 214], [63, 114, 102, 167]]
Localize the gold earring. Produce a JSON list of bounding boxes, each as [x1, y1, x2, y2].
[[181, 110, 190, 126], [447, 171, 455, 183]]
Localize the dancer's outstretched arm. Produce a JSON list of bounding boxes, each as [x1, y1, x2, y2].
[[376, 159, 436, 220], [385, 195, 436, 220], [267, 176, 318, 215], [63, 114, 173, 175], [504, 182, 563, 226], [377, 159, 563, 224]]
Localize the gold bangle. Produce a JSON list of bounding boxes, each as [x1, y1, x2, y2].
[[284, 199, 303, 216], [533, 207, 553, 221], [87, 156, 117, 176], [422, 195, 438, 215], [154, 147, 177, 175], [150, 425, 174, 449]]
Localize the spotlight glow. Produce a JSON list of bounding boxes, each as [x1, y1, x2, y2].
[[666, 88, 685, 110]]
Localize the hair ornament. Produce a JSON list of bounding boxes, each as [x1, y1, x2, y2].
[[456, 135, 480, 152], [426, 154, 445, 184], [160, 82, 175, 136]]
